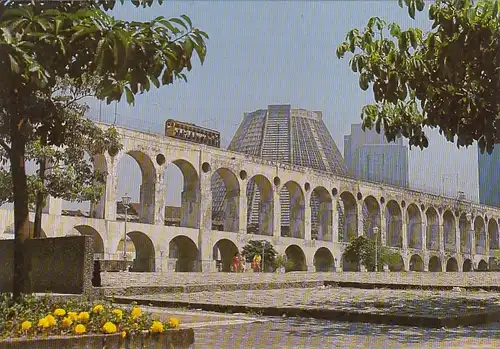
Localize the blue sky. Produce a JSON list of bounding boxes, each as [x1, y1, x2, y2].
[[79, 0, 479, 209]]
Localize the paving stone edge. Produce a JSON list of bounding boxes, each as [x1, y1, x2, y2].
[[110, 297, 500, 329]]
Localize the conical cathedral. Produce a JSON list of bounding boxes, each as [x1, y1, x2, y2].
[[212, 104, 347, 235]]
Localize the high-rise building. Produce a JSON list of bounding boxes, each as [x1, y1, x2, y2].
[[212, 104, 347, 234], [478, 145, 500, 207], [344, 124, 408, 187]]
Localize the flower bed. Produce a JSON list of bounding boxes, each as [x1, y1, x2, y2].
[[0, 294, 193, 348]]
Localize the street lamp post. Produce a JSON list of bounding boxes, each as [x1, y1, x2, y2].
[[122, 194, 131, 271], [373, 227, 379, 272], [262, 243, 265, 273]]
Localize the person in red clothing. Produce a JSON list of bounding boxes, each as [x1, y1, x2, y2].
[[232, 252, 239, 273]]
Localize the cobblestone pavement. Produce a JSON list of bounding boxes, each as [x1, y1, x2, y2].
[[122, 286, 500, 317], [102, 271, 500, 289], [193, 316, 500, 349]]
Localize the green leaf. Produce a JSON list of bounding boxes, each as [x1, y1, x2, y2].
[[359, 74, 369, 91], [416, 0, 425, 12], [180, 14, 192, 28], [184, 37, 193, 57], [409, 2, 416, 19], [170, 17, 188, 30]]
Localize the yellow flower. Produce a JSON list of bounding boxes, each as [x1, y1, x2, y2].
[[102, 321, 117, 334], [150, 321, 164, 333], [77, 312, 90, 323], [131, 307, 142, 320], [92, 304, 104, 314], [121, 331, 127, 339], [132, 323, 139, 330], [74, 324, 86, 335], [61, 317, 73, 328], [21, 321, 32, 331], [167, 317, 179, 328], [67, 312, 78, 321], [37, 318, 50, 329], [45, 315, 57, 326], [54, 308, 66, 317], [112, 309, 123, 320]]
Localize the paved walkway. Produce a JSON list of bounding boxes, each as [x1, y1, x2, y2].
[[102, 271, 500, 289], [193, 316, 500, 349], [114, 286, 500, 318]]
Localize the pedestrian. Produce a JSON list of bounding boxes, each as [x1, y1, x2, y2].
[[92, 258, 101, 287], [233, 252, 239, 273]]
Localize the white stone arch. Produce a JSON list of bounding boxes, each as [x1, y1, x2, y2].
[[425, 207, 439, 251], [279, 180, 305, 239], [310, 186, 332, 241], [284, 244, 307, 271], [473, 215, 486, 254], [385, 200, 402, 247], [362, 195, 381, 240], [459, 213, 472, 253], [164, 158, 200, 229], [246, 174, 274, 236], [211, 167, 240, 233], [488, 218, 499, 250], [213, 238, 239, 272], [127, 230, 155, 272], [114, 148, 157, 224], [428, 255, 442, 272], [313, 247, 335, 272], [409, 253, 424, 271], [442, 209, 456, 253], [70, 224, 105, 258], [168, 235, 199, 272], [406, 203, 422, 249], [339, 191, 357, 242], [445, 257, 459, 272]]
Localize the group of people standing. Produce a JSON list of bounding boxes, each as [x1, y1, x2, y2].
[[232, 252, 262, 273]]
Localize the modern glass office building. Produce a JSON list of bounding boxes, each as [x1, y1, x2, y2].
[[212, 104, 347, 231], [344, 124, 409, 188], [478, 145, 500, 207]]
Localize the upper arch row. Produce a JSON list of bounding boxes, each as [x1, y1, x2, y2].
[[94, 124, 500, 225]]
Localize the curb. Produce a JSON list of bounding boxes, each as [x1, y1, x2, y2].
[[324, 281, 500, 292], [110, 297, 500, 329]]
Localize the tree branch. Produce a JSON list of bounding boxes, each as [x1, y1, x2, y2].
[[0, 139, 11, 154]]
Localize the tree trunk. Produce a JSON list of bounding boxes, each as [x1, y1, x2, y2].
[[34, 134, 47, 239], [10, 114, 31, 302], [33, 157, 46, 238]]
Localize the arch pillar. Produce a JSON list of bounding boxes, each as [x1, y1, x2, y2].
[[357, 201, 364, 237], [272, 190, 281, 238], [238, 185, 248, 235], [470, 225, 476, 255], [197, 153, 215, 272], [94, 160, 118, 221], [153, 180, 166, 226], [331, 200, 339, 243], [423, 254, 429, 271], [43, 196, 62, 216], [401, 215, 408, 250], [304, 200, 312, 240], [223, 189, 240, 232], [421, 216, 427, 252], [380, 211, 387, 246], [455, 220, 461, 254], [438, 224, 445, 253], [180, 179, 200, 228], [318, 201, 333, 241]]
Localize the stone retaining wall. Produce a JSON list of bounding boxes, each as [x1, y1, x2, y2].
[[0, 329, 194, 349], [0, 236, 93, 295]]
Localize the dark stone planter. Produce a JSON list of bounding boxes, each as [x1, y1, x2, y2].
[[0, 328, 194, 349]]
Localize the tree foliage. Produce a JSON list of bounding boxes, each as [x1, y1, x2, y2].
[[241, 240, 277, 272], [0, 75, 122, 211], [336, 0, 500, 154], [342, 235, 401, 271], [0, 0, 208, 300]]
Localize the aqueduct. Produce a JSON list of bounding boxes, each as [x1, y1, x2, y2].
[[1, 123, 499, 273]]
